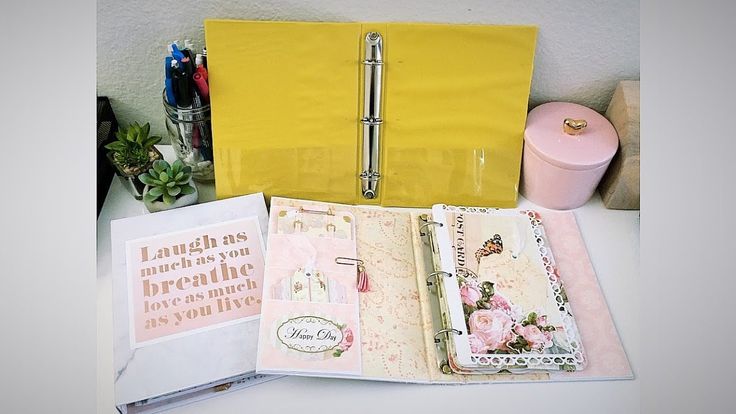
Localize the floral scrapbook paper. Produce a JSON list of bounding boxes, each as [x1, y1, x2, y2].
[[436, 207, 586, 372]]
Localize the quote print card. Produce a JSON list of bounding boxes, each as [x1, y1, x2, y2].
[[256, 204, 362, 376], [125, 217, 266, 348]]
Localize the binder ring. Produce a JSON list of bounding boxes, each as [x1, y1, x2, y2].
[[426, 271, 453, 286], [434, 328, 462, 343], [362, 59, 384, 66], [360, 31, 383, 200], [360, 117, 383, 125], [419, 220, 443, 236]]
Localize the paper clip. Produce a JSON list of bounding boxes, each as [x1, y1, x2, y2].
[[335, 257, 370, 292], [335, 257, 364, 266], [299, 206, 335, 216]]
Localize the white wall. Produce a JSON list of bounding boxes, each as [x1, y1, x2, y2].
[[97, 0, 639, 139]]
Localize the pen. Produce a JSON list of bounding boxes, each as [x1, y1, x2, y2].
[[195, 65, 208, 82], [195, 54, 209, 81], [164, 57, 177, 105], [169, 43, 184, 61], [191, 90, 212, 162], [192, 72, 209, 103], [180, 56, 194, 78], [172, 67, 194, 153]]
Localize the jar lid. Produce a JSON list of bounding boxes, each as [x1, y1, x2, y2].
[[524, 102, 618, 171]]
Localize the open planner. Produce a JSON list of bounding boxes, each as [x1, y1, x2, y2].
[[256, 197, 632, 382]]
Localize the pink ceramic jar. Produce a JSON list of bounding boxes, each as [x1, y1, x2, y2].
[[521, 102, 618, 210]]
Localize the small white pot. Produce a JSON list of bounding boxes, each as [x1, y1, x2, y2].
[[143, 180, 199, 213]]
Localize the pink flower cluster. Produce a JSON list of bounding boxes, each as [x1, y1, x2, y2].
[[337, 326, 354, 353], [467, 309, 514, 352], [467, 309, 554, 353], [460, 279, 482, 307], [460, 277, 555, 354], [513, 323, 553, 351]]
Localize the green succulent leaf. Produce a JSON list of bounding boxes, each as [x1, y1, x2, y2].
[[167, 186, 181, 197], [179, 184, 196, 195], [182, 165, 192, 175], [174, 171, 184, 181], [159, 172, 169, 183], [105, 141, 126, 152], [143, 192, 159, 203], [152, 160, 169, 173], [143, 136, 162, 149], [163, 193, 175, 205], [171, 159, 184, 170], [138, 173, 157, 185], [166, 181, 176, 187], [148, 186, 164, 197]]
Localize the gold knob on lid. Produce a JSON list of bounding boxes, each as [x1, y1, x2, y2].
[[563, 118, 587, 135]]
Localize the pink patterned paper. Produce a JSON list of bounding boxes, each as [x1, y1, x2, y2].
[[543, 212, 633, 380], [257, 205, 362, 376]]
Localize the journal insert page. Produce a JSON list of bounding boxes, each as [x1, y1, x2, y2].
[[431, 205, 586, 373]]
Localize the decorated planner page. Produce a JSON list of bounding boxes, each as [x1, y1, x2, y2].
[[431, 205, 587, 373], [256, 204, 362, 376]]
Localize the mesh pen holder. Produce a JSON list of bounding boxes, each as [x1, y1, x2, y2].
[[163, 91, 215, 182]]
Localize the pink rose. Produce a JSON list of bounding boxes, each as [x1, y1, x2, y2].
[[514, 324, 553, 351], [460, 280, 482, 307], [488, 294, 513, 315], [468, 309, 515, 351], [338, 327, 354, 352], [467, 334, 489, 353]]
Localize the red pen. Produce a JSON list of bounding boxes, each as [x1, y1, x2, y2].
[[193, 72, 209, 103], [195, 55, 208, 81]]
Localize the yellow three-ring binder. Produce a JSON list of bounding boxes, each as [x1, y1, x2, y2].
[[205, 20, 537, 207]]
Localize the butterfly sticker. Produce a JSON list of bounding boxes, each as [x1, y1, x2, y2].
[[474, 234, 503, 263]]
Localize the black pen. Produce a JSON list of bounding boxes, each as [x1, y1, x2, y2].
[[172, 67, 194, 152]]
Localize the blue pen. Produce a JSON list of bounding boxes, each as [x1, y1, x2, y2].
[[169, 43, 185, 61], [164, 57, 177, 105]]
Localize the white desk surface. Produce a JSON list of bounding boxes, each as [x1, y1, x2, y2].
[[97, 147, 640, 414]]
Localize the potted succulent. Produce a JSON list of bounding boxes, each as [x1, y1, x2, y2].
[[105, 122, 163, 199], [138, 159, 198, 212]]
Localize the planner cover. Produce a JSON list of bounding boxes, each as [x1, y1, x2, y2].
[[205, 20, 537, 208], [255, 197, 632, 383], [111, 193, 277, 413]]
